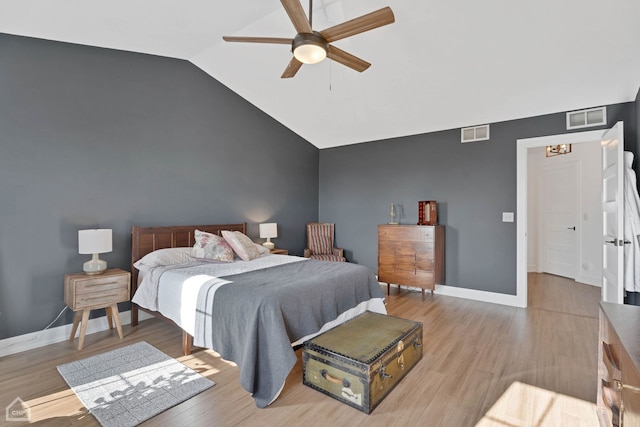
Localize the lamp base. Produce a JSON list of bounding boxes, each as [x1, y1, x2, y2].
[[262, 241, 275, 250], [83, 254, 107, 275]]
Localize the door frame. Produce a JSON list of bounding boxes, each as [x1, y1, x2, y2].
[[516, 129, 606, 308]]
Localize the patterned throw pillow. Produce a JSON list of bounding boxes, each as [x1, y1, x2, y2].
[[221, 230, 261, 261], [192, 230, 234, 262]]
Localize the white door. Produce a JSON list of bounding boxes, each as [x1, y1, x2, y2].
[[602, 122, 624, 303], [540, 162, 579, 278]]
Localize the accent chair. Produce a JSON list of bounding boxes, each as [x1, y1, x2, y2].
[[304, 223, 346, 262]]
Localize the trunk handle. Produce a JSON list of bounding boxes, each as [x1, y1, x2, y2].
[[320, 369, 350, 388]]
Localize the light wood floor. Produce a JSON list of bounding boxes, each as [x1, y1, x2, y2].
[[0, 273, 602, 426]]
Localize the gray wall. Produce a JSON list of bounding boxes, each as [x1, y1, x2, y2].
[[0, 34, 319, 339], [319, 103, 636, 295]]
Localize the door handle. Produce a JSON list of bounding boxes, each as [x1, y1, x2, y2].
[[567, 226, 576, 230], [605, 240, 617, 245]]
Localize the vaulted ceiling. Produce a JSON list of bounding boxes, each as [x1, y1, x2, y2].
[[2, 0, 640, 148]]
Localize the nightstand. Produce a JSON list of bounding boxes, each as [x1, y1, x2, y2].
[[270, 248, 289, 255], [64, 268, 130, 350]]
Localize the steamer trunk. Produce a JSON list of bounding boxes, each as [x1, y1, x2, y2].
[[302, 311, 423, 414]]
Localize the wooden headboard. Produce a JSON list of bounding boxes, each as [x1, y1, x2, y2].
[[130, 222, 247, 298]]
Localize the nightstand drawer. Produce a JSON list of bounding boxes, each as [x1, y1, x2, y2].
[[270, 248, 289, 255], [64, 269, 130, 310], [75, 288, 130, 309], [74, 274, 129, 294]]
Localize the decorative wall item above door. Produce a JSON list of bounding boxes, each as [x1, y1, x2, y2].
[[223, 0, 395, 78]]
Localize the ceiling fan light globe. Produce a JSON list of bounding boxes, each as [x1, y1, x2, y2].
[[294, 44, 326, 64], [292, 33, 328, 65]]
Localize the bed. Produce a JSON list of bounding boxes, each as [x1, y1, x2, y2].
[[129, 223, 387, 408]]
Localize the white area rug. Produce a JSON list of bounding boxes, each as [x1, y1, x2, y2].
[[57, 341, 214, 427]]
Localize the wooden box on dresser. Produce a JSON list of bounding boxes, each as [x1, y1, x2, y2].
[[378, 224, 445, 301], [598, 302, 640, 426]]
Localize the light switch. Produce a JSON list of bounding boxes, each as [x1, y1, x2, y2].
[[502, 212, 514, 222]]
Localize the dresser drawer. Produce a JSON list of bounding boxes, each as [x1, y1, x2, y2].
[[395, 243, 434, 257], [391, 257, 435, 272], [385, 270, 434, 288], [379, 242, 434, 256], [377, 265, 394, 281], [378, 226, 434, 242]]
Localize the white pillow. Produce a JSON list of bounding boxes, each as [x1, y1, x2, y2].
[[133, 247, 193, 269], [222, 230, 261, 261], [254, 243, 270, 255], [192, 230, 234, 262]]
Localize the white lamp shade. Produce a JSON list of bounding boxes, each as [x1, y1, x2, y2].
[[78, 229, 113, 254], [259, 223, 278, 239]]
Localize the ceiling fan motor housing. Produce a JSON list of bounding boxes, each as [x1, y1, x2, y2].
[[292, 32, 328, 64]]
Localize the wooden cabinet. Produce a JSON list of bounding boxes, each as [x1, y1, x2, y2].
[[64, 268, 130, 350], [378, 225, 445, 301], [598, 302, 640, 426]]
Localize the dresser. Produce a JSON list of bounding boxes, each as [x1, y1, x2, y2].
[[598, 302, 640, 426], [378, 225, 445, 301]]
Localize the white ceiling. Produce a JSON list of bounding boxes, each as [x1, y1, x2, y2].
[[2, 0, 640, 149]]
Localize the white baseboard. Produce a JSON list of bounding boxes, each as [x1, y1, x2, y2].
[[433, 284, 522, 307], [0, 310, 154, 358], [384, 282, 523, 308]]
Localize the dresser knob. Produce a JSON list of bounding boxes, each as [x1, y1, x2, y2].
[[615, 379, 640, 393]]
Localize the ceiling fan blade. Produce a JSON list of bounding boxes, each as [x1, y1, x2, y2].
[[319, 6, 395, 43], [281, 0, 312, 34], [281, 57, 303, 78], [222, 36, 293, 45], [327, 45, 371, 72]]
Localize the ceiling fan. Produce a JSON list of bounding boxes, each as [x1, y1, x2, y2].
[[222, 0, 395, 78]]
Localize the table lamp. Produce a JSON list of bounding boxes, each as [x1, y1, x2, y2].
[[78, 229, 112, 275], [259, 223, 277, 250]]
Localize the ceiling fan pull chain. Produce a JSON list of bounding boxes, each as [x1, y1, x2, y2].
[[329, 55, 332, 91]]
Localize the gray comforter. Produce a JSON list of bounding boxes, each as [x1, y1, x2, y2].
[[194, 259, 384, 408]]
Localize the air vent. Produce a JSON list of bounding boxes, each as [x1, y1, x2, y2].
[[461, 125, 490, 143], [566, 107, 606, 130]]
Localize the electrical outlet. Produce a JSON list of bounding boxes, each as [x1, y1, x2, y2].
[[502, 212, 514, 222]]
